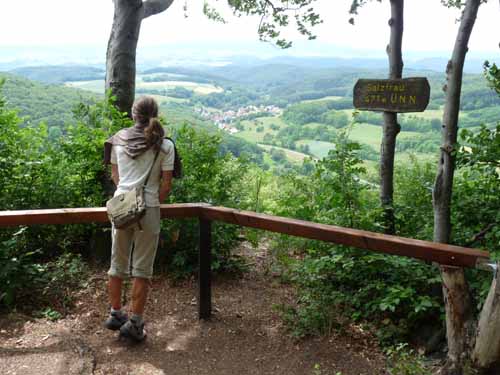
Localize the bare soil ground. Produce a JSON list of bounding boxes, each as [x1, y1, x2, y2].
[[0, 243, 388, 375]]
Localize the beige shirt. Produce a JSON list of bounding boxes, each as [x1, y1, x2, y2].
[[111, 139, 175, 207]]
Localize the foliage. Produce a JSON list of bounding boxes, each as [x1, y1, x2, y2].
[[0, 227, 87, 312], [393, 156, 435, 240], [0, 228, 43, 307], [37, 252, 88, 315], [218, 134, 265, 165], [396, 134, 441, 154], [203, 1, 227, 24], [386, 343, 431, 375], [453, 61, 500, 259], [191, 87, 260, 110], [484, 61, 500, 95], [224, 0, 322, 48], [348, 0, 382, 24], [158, 124, 250, 277], [272, 132, 443, 344], [454, 124, 500, 257], [0, 72, 99, 128], [0, 84, 124, 311], [283, 100, 351, 126], [0, 89, 129, 257]]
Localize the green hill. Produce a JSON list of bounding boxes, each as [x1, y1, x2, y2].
[[10, 65, 104, 84], [0, 72, 100, 127]]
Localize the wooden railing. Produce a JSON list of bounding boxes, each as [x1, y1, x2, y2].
[[0, 203, 491, 319]]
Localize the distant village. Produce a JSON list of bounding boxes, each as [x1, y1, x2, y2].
[[196, 105, 282, 134]]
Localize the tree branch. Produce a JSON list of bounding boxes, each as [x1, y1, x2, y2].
[[466, 223, 497, 247], [142, 0, 174, 19]]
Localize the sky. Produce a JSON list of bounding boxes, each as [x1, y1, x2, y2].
[[0, 0, 498, 58]]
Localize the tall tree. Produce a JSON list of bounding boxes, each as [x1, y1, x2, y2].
[[349, 0, 404, 235], [380, 0, 403, 234], [105, 0, 174, 115], [432, 0, 482, 373]]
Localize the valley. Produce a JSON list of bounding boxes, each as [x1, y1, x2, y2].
[[2, 57, 499, 174]]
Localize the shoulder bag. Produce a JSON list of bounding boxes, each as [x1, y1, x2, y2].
[[106, 150, 160, 229]]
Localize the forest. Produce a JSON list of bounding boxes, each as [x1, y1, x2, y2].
[[1, 0, 499, 374]]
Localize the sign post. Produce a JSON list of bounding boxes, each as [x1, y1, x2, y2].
[[353, 77, 430, 113]]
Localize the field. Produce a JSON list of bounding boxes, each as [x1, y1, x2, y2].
[[148, 94, 188, 104], [302, 96, 344, 103], [296, 140, 336, 159], [235, 116, 286, 143], [349, 123, 421, 149], [64, 79, 103, 92], [411, 109, 443, 120], [258, 144, 309, 163], [234, 114, 431, 166], [136, 79, 223, 94], [65, 76, 223, 95]]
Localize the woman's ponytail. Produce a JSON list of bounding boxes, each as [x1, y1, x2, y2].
[[144, 117, 165, 150], [131, 96, 164, 149]]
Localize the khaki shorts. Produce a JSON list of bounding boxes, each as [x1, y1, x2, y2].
[[108, 207, 160, 279]]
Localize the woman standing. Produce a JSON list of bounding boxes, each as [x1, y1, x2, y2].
[[103, 96, 174, 341]]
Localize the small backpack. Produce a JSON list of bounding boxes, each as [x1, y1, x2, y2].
[[166, 137, 182, 179]]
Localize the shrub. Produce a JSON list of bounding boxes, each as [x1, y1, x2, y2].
[[271, 131, 442, 344], [157, 124, 249, 278]]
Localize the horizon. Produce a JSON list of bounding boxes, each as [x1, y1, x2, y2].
[[0, 0, 498, 66], [0, 41, 496, 75]]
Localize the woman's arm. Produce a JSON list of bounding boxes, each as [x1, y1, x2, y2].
[[111, 164, 120, 186], [159, 171, 173, 203]]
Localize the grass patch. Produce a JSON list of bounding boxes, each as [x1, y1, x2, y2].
[[412, 109, 443, 120], [148, 94, 188, 104], [65, 80, 102, 93], [235, 116, 285, 142], [66, 76, 223, 95], [136, 79, 223, 94], [296, 140, 336, 159], [302, 96, 344, 103], [349, 123, 420, 149], [258, 144, 308, 163]]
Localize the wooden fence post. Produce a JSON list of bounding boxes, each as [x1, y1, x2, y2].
[[198, 218, 212, 320]]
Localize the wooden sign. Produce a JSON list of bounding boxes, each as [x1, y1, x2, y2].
[[353, 77, 430, 113]]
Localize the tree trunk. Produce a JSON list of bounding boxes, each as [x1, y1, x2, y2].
[[105, 0, 174, 115], [432, 0, 481, 373], [380, 0, 403, 235], [473, 262, 500, 370], [440, 266, 475, 374], [106, 0, 143, 116]]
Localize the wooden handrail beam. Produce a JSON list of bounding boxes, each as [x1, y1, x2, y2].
[[0, 204, 490, 268], [0, 203, 206, 227], [202, 206, 490, 268]]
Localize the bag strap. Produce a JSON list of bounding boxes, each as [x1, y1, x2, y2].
[[143, 149, 160, 188]]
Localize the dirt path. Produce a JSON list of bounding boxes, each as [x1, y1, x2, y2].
[[0, 244, 388, 375]]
